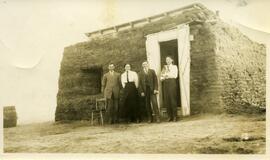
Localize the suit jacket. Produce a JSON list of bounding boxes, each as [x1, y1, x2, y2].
[[138, 69, 158, 94], [102, 71, 121, 99]]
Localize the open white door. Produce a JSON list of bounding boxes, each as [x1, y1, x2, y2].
[[145, 24, 190, 116], [145, 35, 162, 108], [177, 25, 190, 116]]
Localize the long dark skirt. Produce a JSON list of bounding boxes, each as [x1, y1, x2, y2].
[[163, 78, 178, 119], [121, 82, 140, 122]]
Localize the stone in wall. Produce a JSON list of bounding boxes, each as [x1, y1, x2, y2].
[[211, 21, 266, 114]]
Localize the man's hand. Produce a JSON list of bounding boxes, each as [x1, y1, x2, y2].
[[141, 92, 145, 97], [154, 90, 159, 94]]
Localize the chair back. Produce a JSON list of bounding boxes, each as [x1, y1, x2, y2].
[[95, 98, 107, 110]]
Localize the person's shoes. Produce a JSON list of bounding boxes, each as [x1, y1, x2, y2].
[[167, 118, 172, 122], [147, 117, 152, 123], [110, 120, 114, 124], [107, 119, 112, 124]]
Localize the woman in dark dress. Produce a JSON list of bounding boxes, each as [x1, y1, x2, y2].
[[120, 64, 140, 123]]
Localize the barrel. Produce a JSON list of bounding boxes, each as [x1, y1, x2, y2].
[[3, 106, 17, 128]]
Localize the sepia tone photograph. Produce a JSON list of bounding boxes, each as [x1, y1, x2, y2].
[[1, 0, 269, 159]]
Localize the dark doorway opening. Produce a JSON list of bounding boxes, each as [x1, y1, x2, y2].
[[159, 39, 181, 107]]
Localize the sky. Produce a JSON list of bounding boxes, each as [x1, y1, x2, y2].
[[0, 0, 269, 124]]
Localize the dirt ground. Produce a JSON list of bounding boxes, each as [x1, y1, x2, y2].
[[4, 114, 265, 154]]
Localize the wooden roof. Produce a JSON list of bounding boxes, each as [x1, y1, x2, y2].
[[85, 3, 208, 39]]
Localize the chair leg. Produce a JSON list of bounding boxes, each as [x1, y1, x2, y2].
[[91, 112, 94, 125], [100, 111, 103, 125]]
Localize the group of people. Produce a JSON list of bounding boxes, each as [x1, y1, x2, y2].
[[101, 56, 179, 124]]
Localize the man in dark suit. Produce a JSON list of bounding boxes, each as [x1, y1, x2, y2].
[[102, 63, 121, 124], [138, 61, 160, 123]]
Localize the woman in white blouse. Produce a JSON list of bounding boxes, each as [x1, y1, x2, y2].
[[121, 64, 140, 123], [161, 56, 178, 122]]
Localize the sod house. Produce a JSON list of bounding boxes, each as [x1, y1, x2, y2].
[[55, 3, 266, 121]]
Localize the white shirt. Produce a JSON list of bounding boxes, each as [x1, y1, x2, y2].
[[161, 64, 178, 80], [121, 70, 138, 88]]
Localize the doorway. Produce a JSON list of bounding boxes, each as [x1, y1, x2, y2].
[[145, 24, 190, 116], [159, 39, 181, 108]]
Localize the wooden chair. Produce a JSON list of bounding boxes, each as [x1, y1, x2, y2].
[[91, 98, 107, 125]]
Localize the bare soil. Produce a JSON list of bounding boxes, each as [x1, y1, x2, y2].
[[4, 114, 265, 154]]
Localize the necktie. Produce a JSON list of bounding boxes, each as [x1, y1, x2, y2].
[[144, 69, 148, 74], [127, 71, 129, 82], [167, 65, 170, 72]]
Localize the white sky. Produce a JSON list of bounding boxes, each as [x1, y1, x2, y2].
[[0, 0, 269, 124]]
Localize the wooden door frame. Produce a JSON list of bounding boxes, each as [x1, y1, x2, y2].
[[145, 24, 190, 116]]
